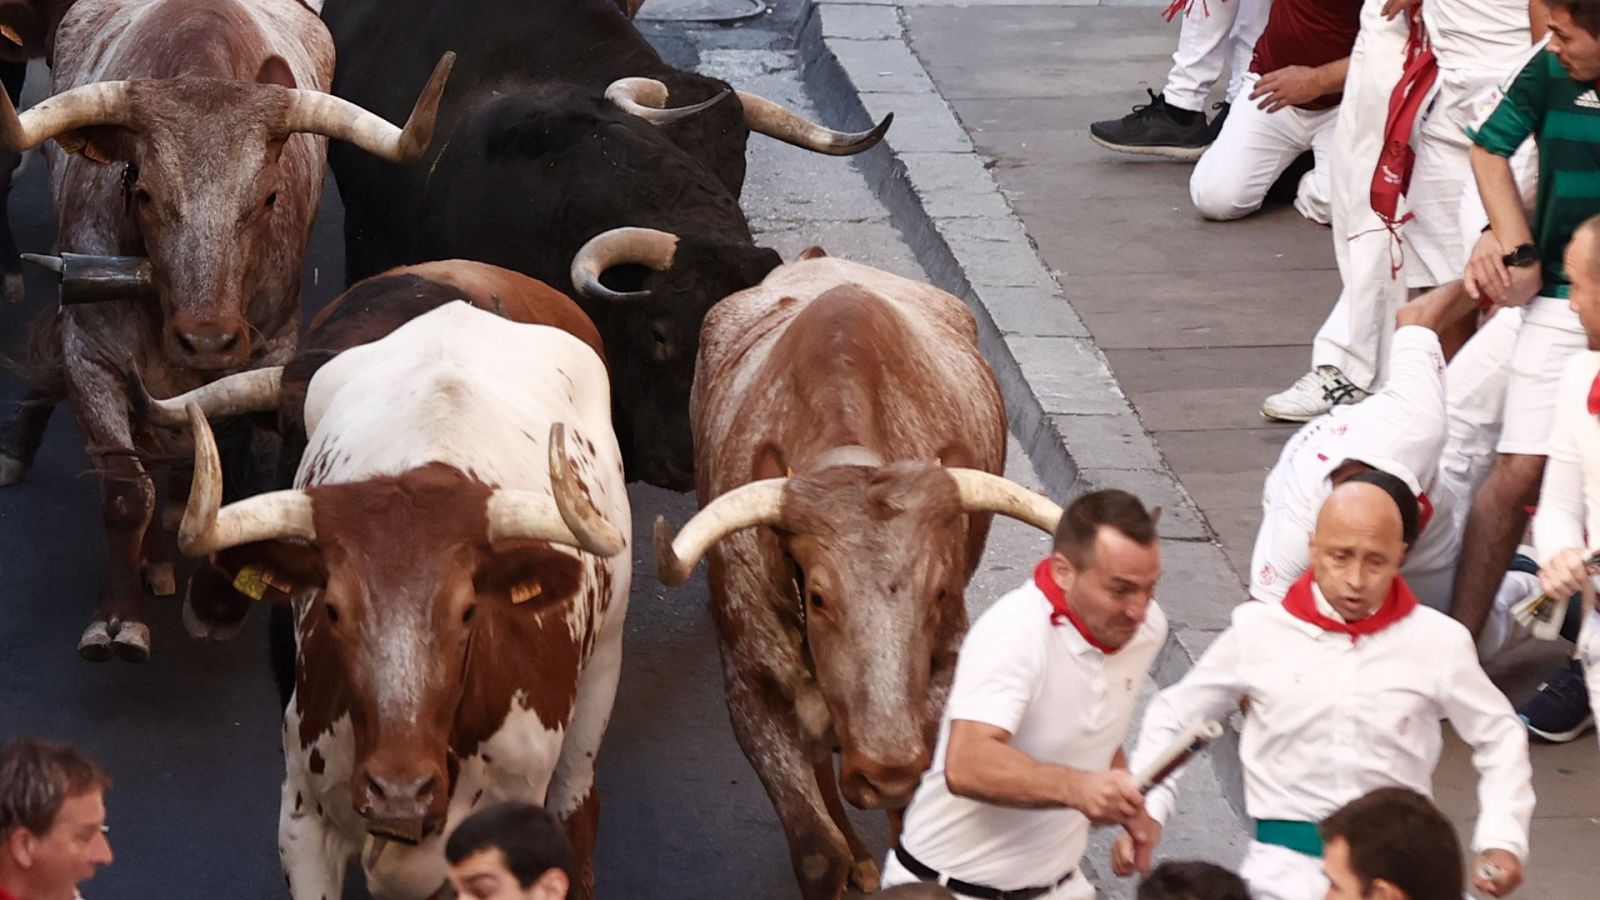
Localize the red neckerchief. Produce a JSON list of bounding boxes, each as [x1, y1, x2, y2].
[[1033, 558, 1118, 654], [0, 886, 18, 900], [1281, 569, 1418, 643], [1587, 370, 1600, 414]]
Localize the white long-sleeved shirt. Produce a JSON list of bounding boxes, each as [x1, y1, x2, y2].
[[1131, 592, 1534, 858], [1532, 350, 1600, 561]]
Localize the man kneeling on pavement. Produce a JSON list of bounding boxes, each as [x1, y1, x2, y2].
[[1125, 476, 1533, 900]]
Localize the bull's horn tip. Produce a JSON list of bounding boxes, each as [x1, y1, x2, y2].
[[19, 253, 61, 274], [652, 515, 686, 586]]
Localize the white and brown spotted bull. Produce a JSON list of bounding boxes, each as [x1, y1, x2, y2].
[[0, 0, 451, 662], [136, 259, 608, 651], [175, 300, 630, 899], [654, 250, 1063, 900]]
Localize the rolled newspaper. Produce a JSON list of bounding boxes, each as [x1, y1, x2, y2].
[[1510, 551, 1600, 641], [1134, 719, 1224, 793]]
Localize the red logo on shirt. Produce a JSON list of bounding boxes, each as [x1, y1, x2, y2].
[[1260, 563, 1276, 586]]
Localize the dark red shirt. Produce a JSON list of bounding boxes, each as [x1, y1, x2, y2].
[[1250, 0, 1363, 110]]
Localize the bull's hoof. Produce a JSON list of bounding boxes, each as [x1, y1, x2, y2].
[[0, 453, 27, 487], [142, 561, 177, 597], [111, 621, 150, 663], [182, 568, 251, 641], [848, 857, 880, 893], [2, 271, 21, 304], [77, 621, 114, 662]]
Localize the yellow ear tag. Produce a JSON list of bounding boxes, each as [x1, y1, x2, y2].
[[0, 25, 22, 47], [510, 582, 543, 605], [232, 566, 270, 601], [55, 133, 87, 155]]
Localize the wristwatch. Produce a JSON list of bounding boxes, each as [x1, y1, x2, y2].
[[1502, 242, 1539, 268]]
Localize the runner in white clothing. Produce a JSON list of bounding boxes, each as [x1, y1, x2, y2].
[[1527, 215, 1600, 748], [1121, 479, 1533, 900], [882, 491, 1169, 900]]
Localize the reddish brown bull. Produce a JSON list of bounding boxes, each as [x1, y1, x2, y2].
[[654, 250, 1062, 899], [0, 0, 450, 661]]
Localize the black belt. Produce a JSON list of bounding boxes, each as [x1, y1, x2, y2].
[[894, 843, 1075, 900]]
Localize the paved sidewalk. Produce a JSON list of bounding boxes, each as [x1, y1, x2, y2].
[[870, 0, 1594, 895]]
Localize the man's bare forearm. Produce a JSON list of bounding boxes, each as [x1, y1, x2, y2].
[[945, 731, 1084, 809], [1472, 145, 1534, 247]]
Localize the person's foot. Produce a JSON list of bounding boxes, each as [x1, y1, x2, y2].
[[1518, 658, 1595, 743], [1089, 90, 1211, 160], [1261, 366, 1371, 422], [1206, 101, 1231, 143]]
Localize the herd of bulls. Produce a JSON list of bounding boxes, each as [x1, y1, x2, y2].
[[0, 0, 1067, 898]]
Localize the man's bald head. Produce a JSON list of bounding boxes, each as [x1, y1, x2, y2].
[[1310, 481, 1410, 622]]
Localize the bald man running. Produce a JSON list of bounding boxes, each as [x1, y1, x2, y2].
[[1121, 478, 1534, 900]]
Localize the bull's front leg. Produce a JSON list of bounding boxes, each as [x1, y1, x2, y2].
[[0, 58, 26, 304], [0, 390, 55, 485], [721, 660, 853, 900]]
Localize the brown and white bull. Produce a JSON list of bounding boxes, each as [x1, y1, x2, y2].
[[176, 300, 630, 899], [0, 0, 450, 661], [136, 259, 606, 647], [654, 250, 1062, 900]]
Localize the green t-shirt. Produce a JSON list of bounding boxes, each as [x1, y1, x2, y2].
[[1468, 50, 1600, 298]]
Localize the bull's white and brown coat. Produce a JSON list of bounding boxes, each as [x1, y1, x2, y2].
[[690, 254, 1007, 899], [275, 303, 629, 899]]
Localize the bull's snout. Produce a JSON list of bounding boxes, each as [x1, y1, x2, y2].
[[840, 750, 931, 810], [164, 317, 251, 371], [356, 765, 447, 844]]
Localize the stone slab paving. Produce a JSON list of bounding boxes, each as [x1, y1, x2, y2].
[[797, 0, 1600, 895]]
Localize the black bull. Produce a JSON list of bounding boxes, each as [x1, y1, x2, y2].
[[321, 0, 888, 490]]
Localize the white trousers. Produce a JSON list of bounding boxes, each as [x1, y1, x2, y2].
[[880, 852, 1094, 900], [1163, 0, 1274, 112], [1309, 0, 1412, 389], [1239, 841, 1328, 900], [1579, 608, 1600, 754], [1190, 73, 1338, 223]]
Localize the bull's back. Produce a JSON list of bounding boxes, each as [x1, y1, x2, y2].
[[693, 257, 1003, 495], [297, 302, 626, 528], [390, 261, 606, 363]]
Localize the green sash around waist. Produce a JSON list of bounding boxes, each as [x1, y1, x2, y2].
[[1255, 819, 1324, 858]]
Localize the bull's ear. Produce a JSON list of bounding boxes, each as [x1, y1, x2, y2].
[[475, 540, 584, 612], [752, 441, 787, 482], [214, 541, 326, 603], [255, 54, 297, 90], [934, 442, 975, 471], [60, 125, 134, 166]]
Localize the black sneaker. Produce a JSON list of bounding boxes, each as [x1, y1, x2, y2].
[[1206, 101, 1231, 143], [1518, 659, 1595, 743], [1089, 89, 1211, 161]]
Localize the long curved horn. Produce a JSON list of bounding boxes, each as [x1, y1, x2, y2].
[[485, 423, 626, 558], [178, 403, 316, 558], [604, 77, 731, 125], [141, 367, 283, 428], [0, 80, 134, 152], [654, 478, 786, 586], [570, 227, 679, 301], [946, 469, 1064, 534], [281, 52, 455, 164], [736, 91, 891, 156]]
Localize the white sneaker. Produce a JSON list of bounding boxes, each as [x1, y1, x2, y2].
[[1261, 365, 1371, 422]]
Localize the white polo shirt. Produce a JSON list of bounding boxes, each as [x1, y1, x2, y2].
[[1132, 591, 1534, 859], [897, 568, 1168, 890], [1532, 350, 1600, 559]]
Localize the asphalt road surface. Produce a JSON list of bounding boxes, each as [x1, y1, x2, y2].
[[0, 8, 1053, 898]]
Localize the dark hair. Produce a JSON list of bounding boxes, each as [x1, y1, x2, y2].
[[1320, 787, 1464, 900], [0, 738, 112, 838], [1136, 860, 1251, 900], [1548, 0, 1600, 36], [1053, 489, 1160, 564], [445, 801, 576, 889], [1342, 469, 1421, 545]]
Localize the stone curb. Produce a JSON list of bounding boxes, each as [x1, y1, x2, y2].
[[792, 0, 1251, 830]]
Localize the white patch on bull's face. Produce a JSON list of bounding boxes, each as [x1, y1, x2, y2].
[[365, 593, 430, 724]]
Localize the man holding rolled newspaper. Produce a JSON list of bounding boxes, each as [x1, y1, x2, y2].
[[1123, 477, 1533, 900], [1528, 213, 1600, 751], [880, 490, 1168, 899]]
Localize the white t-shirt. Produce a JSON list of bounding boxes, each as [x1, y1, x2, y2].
[[897, 572, 1168, 890], [1249, 326, 1448, 602], [1424, 0, 1532, 76], [1532, 349, 1600, 558]]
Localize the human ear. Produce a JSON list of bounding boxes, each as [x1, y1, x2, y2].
[[531, 868, 570, 899]]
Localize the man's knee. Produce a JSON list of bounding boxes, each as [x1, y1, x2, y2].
[[1190, 170, 1258, 221]]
